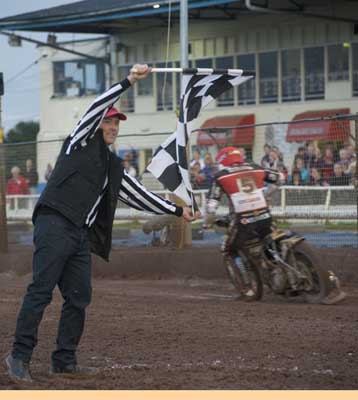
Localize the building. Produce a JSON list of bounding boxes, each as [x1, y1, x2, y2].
[[1, 0, 357, 182]]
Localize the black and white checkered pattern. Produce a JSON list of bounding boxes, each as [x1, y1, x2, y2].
[[147, 69, 254, 206]]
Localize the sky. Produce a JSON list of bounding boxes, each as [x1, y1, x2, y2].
[[0, 0, 98, 132]]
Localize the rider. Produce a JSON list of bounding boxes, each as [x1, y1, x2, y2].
[[204, 147, 284, 298], [204, 147, 346, 304]]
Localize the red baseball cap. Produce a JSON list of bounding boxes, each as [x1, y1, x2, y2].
[[104, 106, 127, 121]]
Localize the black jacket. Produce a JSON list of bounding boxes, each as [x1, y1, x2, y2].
[[34, 130, 124, 261]]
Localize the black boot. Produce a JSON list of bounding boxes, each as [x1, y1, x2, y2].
[[5, 354, 32, 382], [50, 364, 98, 377]]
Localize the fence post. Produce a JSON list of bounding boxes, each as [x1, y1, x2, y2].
[[324, 186, 332, 225], [355, 115, 358, 236], [0, 82, 8, 253], [281, 186, 286, 213], [170, 195, 192, 249]]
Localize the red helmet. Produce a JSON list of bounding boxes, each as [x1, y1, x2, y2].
[[215, 147, 244, 167]]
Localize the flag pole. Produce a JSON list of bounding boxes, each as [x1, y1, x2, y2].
[[151, 67, 256, 76]]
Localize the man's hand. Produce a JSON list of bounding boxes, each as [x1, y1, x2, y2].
[[182, 207, 201, 222], [127, 64, 151, 84]]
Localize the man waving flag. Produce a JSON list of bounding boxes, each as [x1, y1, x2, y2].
[[147, 68, 254, 208]]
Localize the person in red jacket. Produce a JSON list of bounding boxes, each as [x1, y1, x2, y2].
[[6, 166, 30, 195], [204, 147, 283, 299]]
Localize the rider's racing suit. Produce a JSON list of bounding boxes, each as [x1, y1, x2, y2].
[[205, 162, 281, 264]]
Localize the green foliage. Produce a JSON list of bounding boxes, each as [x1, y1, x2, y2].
[[4, 121, 39, 179], [5, 121, 39, 143]]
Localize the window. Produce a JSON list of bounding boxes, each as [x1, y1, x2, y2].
[[156, 62, 173, 111], [118, 66, 134, 112], [304, 47, 324, 100], [353, 43, 358, 96], [237, 54, 256, 105], [53, 61, 105, 97], [281, 49, 301, 102], [259, 52, 278, 104], [195, 58, 213, 68], [328, 44, 349, 81], [215, 56, 234, 107]]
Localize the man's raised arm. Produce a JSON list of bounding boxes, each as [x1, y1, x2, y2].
[[65, 64, 151, 154]]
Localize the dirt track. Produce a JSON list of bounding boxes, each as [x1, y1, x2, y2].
[[0, 274, 357, 390]]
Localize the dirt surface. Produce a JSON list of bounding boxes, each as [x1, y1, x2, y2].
[[1, 244, 358, 284], [0, 274, 357, 390]]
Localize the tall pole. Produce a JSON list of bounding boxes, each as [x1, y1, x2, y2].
[[171, 0, 192, 248], [0, 72, 8, 253], [180, 0, 189, 69]]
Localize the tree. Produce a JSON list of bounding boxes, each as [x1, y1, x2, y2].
[[4, 121, 39, 179]]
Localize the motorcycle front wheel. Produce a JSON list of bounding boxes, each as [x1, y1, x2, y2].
[[224, 256, 263, 301], [291, 242, 331, 304]]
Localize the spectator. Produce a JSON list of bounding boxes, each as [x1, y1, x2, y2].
[[44, 163, 53, 182], [190, 149, 204, 169], [311, 147, 324, 171], [337, 148, 351, 174], [123, 159, 137, 177], [294, 146, 306, 163], [304, 142, 316, 170], [190, 161, 202, 189], [290, 170, 303, 186], [129, 148, 139, 171], [261, 144, 271, 168], [199, 153, 215, 189], [309, 167, 327, 186], [293, 157, 309, 183], [345, 144, 356, 163], [23, 159, 39, 194], [329, 163, 350, 186], [321, 147, 335, 179], [268, 148, 280, 170], [272, 146, 283, 162], [276, 161, 288, 182], [325, 142, 339, 162], [6, 166, 30, 195]]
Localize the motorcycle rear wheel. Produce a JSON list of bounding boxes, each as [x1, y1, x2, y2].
[[225, 256, 263, 301], [292, 242, 331, 304]]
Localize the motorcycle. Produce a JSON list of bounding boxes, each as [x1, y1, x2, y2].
[[214, 217, 346, 304]]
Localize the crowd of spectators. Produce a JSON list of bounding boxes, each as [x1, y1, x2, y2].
[[261, 142, 356, 186], [5, 142, 356, 202]]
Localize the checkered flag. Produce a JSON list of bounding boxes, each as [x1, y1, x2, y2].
[[147, 68, 254, 207]]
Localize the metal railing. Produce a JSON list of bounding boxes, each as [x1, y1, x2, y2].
[[5, 186, 357, 222]]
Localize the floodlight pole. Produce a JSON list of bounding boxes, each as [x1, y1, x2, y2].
[[180, 0, 189, 68], [171, 0, 192, 248]]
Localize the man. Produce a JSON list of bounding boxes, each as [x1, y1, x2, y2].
[[204, 147, 282, 299], [6, 166, 29, 195], [260, 144, 271, 168], [5, 64, 196, 382]]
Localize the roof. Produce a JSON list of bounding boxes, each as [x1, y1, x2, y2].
[[0, 0, 243, 34]]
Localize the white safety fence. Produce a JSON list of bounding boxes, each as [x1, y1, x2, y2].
[[5, 186, 357, 222]]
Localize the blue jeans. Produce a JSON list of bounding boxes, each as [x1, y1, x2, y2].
[[12, 209, 92, 369]]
